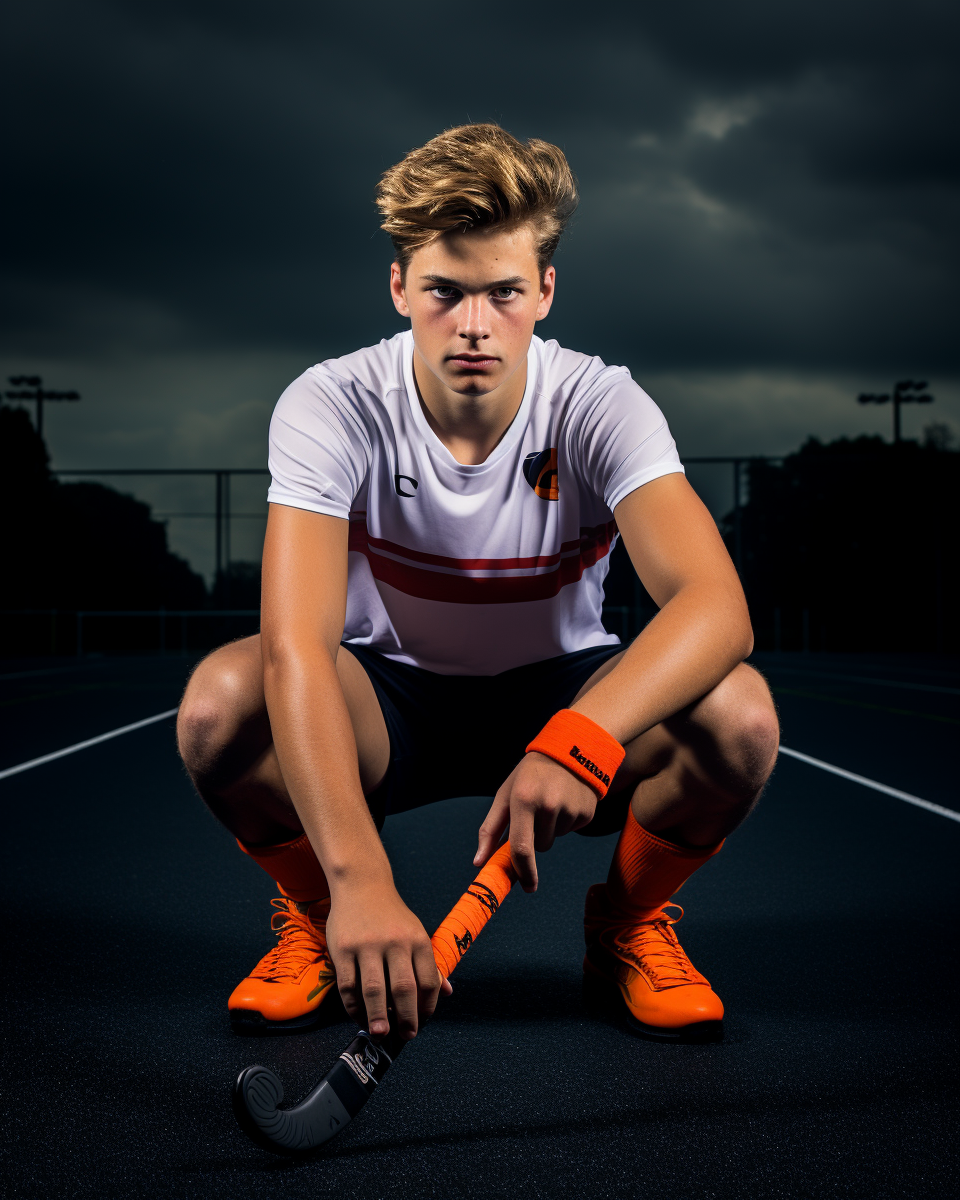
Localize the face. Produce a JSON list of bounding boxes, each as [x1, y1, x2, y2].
[[390, 222, 555, 399]]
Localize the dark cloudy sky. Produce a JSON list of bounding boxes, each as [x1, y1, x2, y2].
[[2, 0, 957, 575]]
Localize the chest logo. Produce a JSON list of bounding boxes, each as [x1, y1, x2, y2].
[[522, 448, 559, 500], [395, 474, 419, 498]]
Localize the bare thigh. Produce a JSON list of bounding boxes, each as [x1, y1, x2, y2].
[[571, 654, 779, 843], [572, 654, 774, 778], [177, 635, 390, 842]]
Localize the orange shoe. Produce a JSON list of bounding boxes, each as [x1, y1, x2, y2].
[[583, 883, 723, 1042], [228, 896, 338, 1034]]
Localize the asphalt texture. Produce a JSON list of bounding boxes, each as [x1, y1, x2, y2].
[[1, 651, 958, 1199]]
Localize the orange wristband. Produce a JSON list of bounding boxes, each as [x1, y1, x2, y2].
[[526, 709, 625, 799]]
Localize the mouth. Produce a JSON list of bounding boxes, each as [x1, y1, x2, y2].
[[446, 354, 499, 370]]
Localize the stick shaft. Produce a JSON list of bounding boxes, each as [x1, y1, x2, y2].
[[430, 842, 517, 978]]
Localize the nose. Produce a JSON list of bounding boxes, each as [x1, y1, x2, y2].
[[457, 293, 489, 343]]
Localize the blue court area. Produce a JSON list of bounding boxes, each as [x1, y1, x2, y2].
[[1, 652, 957, 1198]]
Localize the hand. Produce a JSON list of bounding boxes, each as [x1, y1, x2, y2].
[[474, 752, 598, 891], [325, 878, 453, 1041]]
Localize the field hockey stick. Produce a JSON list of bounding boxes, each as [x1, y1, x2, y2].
[[232, 841, 519, 1155]]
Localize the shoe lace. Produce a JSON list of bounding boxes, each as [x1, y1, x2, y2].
[[614, 904, 707, 989], [249, 897, 333, 984]]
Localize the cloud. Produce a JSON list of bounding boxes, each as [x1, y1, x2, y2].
[[687, 97, 761, 141], [1, 0, 957, 530]]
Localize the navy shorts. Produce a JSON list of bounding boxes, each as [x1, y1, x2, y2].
[[346, 642, 632, 837]]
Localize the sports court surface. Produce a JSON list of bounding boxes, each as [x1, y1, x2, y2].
[[1, 650, 957, 1199]]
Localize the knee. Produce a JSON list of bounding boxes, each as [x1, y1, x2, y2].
[[711, 666, 780, 795], [176, 695, 220, 781], [690, 665, 779, 802], [176, 656, 251, 783], [731, 696, 780, 793]]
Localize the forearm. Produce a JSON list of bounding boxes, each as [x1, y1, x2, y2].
[[572, 580, 752, 744], [263, 639, 392, 891]]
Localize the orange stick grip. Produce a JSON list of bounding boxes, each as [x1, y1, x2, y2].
[[430, 843, 518, 979]]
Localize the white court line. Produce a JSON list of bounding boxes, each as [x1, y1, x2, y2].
[[779, 745, 960, 823], [1, 711, 955, 828], [0, 708, 179, 781]]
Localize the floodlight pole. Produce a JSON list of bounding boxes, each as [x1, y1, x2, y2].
[[215, 472, 223, 578], [214, 471, 232, 581], [857, 381, 934, 443], [5, 375, 81, 438]]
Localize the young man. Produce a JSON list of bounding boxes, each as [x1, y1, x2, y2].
[[178, 124, 779, 1045]]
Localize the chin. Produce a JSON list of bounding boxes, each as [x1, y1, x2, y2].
[[447, 374, 498, 396]]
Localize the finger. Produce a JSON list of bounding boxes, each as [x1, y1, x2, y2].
[[533, 801, 560, 853], [358, 951, 390, 1039], [334, 952, 363, 1022], [509, 801, 538, 892], [385, 950, 420, 1041], [440, 975, 454, 996], [413, 943, 445, 1022], [475, 788, 510, 866]]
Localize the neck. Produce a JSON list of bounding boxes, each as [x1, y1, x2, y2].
[[412, 348, 527, 466]]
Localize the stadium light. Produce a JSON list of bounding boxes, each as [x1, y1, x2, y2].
[[5, 375, 81, 438], [857, 380, 934, 443]]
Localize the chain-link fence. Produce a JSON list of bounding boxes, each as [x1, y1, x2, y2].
[[4, 442, 957, 658]]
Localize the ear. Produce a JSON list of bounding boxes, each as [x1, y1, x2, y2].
[[535, 265, 556, 322], [390, 263, 410, 317]]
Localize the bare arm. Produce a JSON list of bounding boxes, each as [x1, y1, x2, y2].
[[476, 472, 753, 886], [260, 506, 384, 880], [572, 472, 752, 739], [261, 504, 446, 1038]]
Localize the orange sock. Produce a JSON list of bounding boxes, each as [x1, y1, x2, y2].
[[607, 806, 723, 916], [237, 833, 329, 903]]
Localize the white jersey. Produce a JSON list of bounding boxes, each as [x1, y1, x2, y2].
[[267, 330, 683, 675]]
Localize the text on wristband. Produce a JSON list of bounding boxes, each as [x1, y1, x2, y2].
[[569, 745, 611, 788]]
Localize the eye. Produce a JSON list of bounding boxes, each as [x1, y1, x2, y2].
[[493, 287, 518, 300], [430, 286, 460, 300]]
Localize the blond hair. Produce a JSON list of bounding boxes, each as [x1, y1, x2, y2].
[[376, 124, 578, 278]]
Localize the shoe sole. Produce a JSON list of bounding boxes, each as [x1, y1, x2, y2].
[[582, 965, 724, 1044], [230, 1008, 328, 1036], [229, 988, 345, 1037]]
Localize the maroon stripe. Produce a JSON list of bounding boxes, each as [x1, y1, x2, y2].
[[348, 519, 617, 605], [365, 531, 564, 570]]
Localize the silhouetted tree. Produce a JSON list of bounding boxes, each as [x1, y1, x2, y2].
[[210, 561, 261, 609], [724, 435, 959, 653], [1, 405, 206, 612]]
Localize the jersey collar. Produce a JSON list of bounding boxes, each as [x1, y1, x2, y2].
[[400, 331, 541, 474]]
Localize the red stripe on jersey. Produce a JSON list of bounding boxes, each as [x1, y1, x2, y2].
[[348, 523, 584, 570], [347, 518, 617, 604]]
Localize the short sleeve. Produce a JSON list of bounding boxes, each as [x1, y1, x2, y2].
[[267, 368, 372, 519], [573, 371, 684, 512]]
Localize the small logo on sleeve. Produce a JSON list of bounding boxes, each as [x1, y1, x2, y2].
[[570, 745, 611, 788], [522, 448, 559, 500]]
